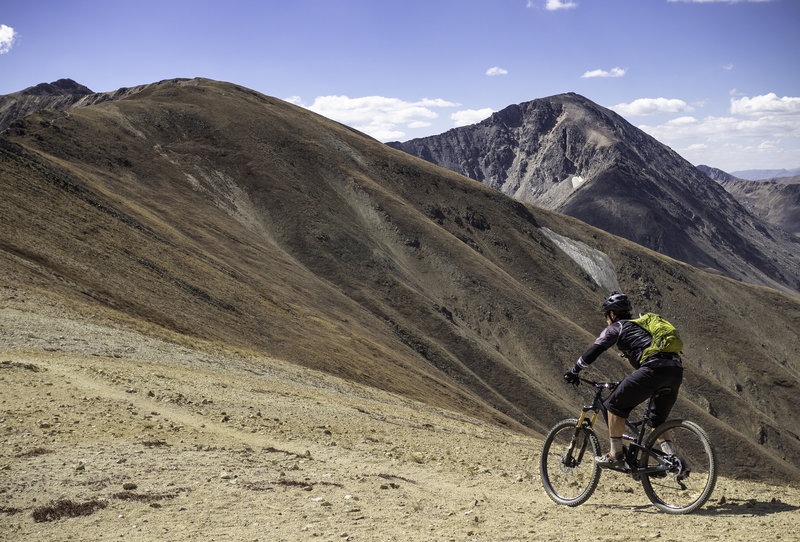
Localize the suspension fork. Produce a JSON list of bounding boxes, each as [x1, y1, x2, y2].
[[576, 406, 599, 429], [562, 406, 599, 466]]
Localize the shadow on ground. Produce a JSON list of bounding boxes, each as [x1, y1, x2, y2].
[[696, 497, 800, 517], [597, 496, 798, 517]]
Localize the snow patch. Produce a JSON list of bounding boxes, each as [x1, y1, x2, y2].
[[570, 175, 585, 189], [540, 227, 620, 292]]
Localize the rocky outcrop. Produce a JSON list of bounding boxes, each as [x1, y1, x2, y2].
[[1, 79, 92, 132]]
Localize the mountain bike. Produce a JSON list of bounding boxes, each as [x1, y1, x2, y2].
[[539, 377, 717, 514]]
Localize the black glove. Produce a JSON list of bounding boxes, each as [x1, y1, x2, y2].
[[563, 367, 581, 386]]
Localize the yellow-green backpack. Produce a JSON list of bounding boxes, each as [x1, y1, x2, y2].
[[630, 313, 683, 362]]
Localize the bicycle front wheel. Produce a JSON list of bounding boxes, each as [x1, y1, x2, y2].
[[540, 418, 602, 506], [641, 419, 717, 514]]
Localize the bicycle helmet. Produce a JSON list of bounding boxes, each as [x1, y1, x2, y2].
[[600, 292, 632, 314]]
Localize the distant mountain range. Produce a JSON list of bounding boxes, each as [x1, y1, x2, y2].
[[2, 78, 800, 482], [388, 94, 800, 296], [698, 164, 800, 185], [730, 168, 800, 181]]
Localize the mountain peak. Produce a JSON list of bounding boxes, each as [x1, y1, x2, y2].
[[388, 93, 800, 296], [21, 78, 93, 97]]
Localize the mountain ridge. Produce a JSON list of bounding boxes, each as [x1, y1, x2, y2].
[[0, 77, 188, 133], [716, 178, 800, 237], [731, 167, 800, 181]]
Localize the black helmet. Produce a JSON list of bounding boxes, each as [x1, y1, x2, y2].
[[600, 292, 631, 314]]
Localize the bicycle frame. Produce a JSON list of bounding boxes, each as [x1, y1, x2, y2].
[[542, 376, 717, 512], [576, 377, 681, 480]]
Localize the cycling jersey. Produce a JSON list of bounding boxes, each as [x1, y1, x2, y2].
[[576, 318, 684, 424], [577, 319, 681, 370]]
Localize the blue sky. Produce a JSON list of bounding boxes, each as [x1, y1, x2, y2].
[[1, 0, 798, 172]]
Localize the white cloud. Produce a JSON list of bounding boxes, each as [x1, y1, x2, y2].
[[611, 98, 693, 117], [722, 63, 734, 71], [295, 95, 460, 141], [0, 24, 17, 54], [545, 0, 578, 10], [730, 93, 800, 116], [667, 116, 700, 126], [641, 113, 800, 142], [451, 108, 494, 127], [636, 93, 800, 169], [486, 66, 508, 76], [581, 67, 626, 79]]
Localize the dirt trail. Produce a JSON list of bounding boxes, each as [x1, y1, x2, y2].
[[1, 298, 799, 541]]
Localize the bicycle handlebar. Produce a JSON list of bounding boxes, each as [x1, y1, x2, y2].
[[578, 377, 619, 389]]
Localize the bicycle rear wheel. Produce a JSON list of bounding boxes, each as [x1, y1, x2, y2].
[[641, 419, 717, 514], [540, 418, 602, 506]]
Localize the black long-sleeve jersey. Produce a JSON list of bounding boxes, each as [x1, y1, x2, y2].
[[577, 319, 653, 370]]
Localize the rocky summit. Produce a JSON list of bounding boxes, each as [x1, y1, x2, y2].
[[388, 93, 800, 297], [0, 78, 159, 133]]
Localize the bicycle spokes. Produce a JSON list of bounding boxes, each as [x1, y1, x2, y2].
[[540, 419, 602, 507], [541, 380, 715, 513], [641, 420, 717, 514]]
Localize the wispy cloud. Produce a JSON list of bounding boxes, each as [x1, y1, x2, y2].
[[288, 95, 460, 141], [544, 0, 578, 10], [0, 24, 17, 54], [722, 63, 734, 71], [581, 67, 626, 79], [451, 108, 495, 127], [486, 66, 508, 76], [611, 97, 693, 116]]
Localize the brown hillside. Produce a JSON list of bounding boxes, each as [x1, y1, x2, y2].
[[718, 178, 800, 237], [1, 78, 799, 485]]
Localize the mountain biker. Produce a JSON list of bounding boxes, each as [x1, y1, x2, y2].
[[564, 292, 683, 469]]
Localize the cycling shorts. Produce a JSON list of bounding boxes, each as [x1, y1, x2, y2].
[[604, 364, 683, 427]]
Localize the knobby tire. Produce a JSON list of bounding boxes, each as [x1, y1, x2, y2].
[[640, 419, 717, 514], [540, 418, 602, 506]]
